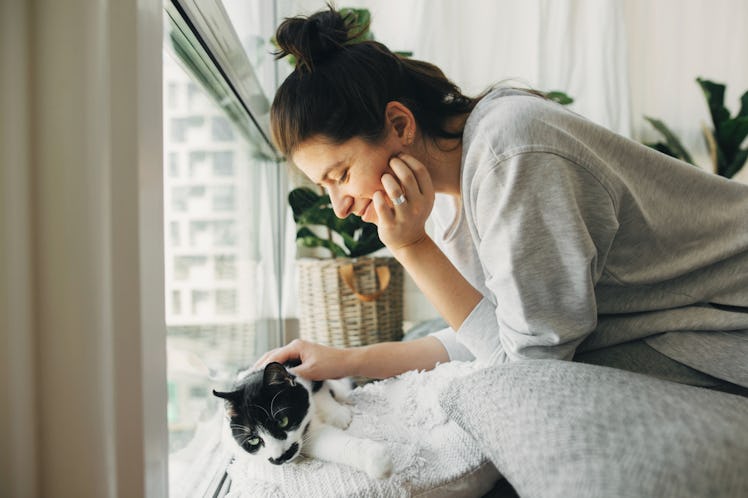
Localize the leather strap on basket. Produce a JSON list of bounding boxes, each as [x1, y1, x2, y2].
[[339, 264, 391, 302]]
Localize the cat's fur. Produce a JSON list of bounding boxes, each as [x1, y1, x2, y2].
[[213, 362, 392, 479]]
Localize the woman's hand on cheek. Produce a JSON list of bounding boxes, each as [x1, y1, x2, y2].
[[373, 154, 434, 252]]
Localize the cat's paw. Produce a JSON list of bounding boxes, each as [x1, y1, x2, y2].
[[322, 404, 352, 429], [362, 442, 393, 479], [327, 379, 353, 403]]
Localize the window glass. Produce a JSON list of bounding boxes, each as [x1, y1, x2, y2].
[[211, 116, 235, 141], [163, 48, 280, 497], [213, 151, 234, 176], [221, 0, 278, 102], [164, 0, 283, 492]]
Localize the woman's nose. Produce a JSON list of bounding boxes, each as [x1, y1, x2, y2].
[[329, 190, 353, 218]]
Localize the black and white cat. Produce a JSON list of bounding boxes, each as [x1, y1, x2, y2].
[[213, 362, 393, 479]]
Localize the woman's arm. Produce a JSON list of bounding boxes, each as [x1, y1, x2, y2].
[[353, 335, 450, 378], [375, 154, 483, 332], [254, 335, 449, 380], [390, 236, 482, 333]]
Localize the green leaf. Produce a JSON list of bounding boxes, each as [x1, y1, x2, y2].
[[288, 187, 322, 218], [545, 91, 574, 106], [341, 8, 373, 44], [716, 116, 748, 159], [296, 228, 348, 257], [644, 116, 695, 164], [349, 223, 384, 257], [724, 148, 748, 179], [739, 89, 748, 118], [339, 230, 359, 252], [295, 200, 331, 226], [646, 142, 678, 158], [697, 78, 730, 132]]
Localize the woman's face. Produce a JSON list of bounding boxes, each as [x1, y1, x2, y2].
[[291, 132, 403, 225]]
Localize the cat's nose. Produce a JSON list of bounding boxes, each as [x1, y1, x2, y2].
[[268, 442, 299, 465]]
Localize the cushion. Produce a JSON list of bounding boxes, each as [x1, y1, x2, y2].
[[225, 361, 500, 497], [441, 359, 748, 498]]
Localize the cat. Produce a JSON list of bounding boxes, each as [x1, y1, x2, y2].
[[213, 361, 393, 479]]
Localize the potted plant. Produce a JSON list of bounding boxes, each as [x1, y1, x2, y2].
[[289, 186, 404, 348], [644, 77, 748, 179]]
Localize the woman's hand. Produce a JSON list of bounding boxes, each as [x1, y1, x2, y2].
[[253, 339, 352, 380], [374, 153, 435, 252]]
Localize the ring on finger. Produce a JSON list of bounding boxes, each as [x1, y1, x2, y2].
[[392, 193, 407, 206]]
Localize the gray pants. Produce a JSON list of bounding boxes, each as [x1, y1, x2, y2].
[[574, 339, 748, 398]]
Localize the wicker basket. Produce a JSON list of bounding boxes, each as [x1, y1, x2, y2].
[[296, 256, 404, 348]]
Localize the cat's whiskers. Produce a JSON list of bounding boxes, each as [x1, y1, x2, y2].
[[230, 424, 252, 435], [270, 388, 289, 418], [272, 406, 291, 418], [248, 403, 272, 419]]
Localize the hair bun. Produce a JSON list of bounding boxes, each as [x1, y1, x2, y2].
[[274, 6, 366, 72]]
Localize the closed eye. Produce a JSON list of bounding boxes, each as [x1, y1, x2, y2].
[[337, 168, 348, 184]]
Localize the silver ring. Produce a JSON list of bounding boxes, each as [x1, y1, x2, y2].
[[392, 194, 407, 206]]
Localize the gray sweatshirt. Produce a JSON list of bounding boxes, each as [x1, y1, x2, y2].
[[430, 88, 748, 387]]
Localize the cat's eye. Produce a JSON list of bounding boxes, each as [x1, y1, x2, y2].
[[248, 437, 260, 446], [278, 416, 289, 429]]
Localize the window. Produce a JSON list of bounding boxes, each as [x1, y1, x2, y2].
[[215, 289, 238, 315], [212, 185, 236, 211], [214, 255, 237, 280], [163, 1, 283, 495], [168, 152, 179, 178], [170, 221, 180, 246], [170, 115, 205, 143], [211, 116, 235, 141], [213, 151, 234, 176], [172, 290, 182, 315], [188, 150, 208, 178]]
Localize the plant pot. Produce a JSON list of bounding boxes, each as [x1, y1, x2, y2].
[[296, 256, 404, 348]]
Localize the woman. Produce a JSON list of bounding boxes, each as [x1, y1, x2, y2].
[[257, 6, 748, 391]]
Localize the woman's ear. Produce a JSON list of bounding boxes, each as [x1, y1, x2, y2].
[[385, 101, 416, 145]]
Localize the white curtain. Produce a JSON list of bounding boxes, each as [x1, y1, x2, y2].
[[360, 0, 631, 134], [1, 1, 167, 497]]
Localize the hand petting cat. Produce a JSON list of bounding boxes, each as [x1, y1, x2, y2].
[[254, 339, 352, 381]]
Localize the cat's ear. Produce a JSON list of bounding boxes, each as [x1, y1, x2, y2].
[[213, 389, 241, 417], [263, 362, 296, 387]]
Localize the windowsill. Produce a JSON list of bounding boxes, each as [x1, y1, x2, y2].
[[169, 409, 233, 497]]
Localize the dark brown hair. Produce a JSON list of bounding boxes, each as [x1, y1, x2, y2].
[[270, 5, 478, 158]]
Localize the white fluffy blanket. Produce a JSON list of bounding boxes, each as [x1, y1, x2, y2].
[[225, 361, 497, 497]]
